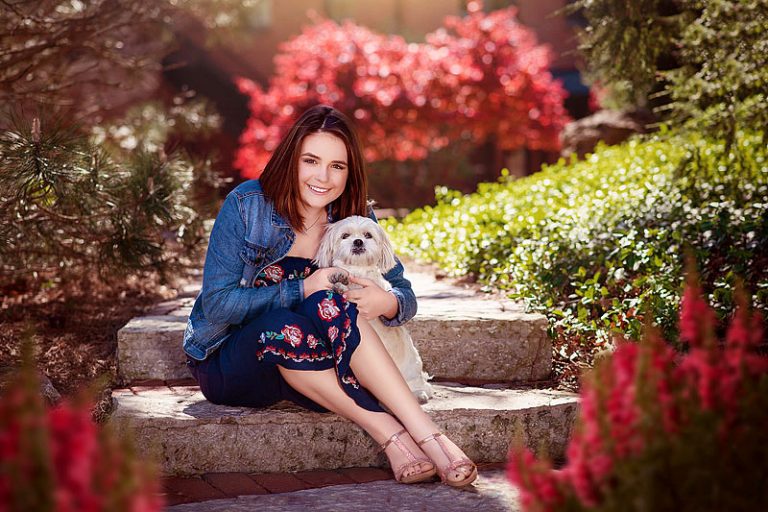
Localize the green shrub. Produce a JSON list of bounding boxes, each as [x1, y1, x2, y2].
[[385, 131, 768, 368]]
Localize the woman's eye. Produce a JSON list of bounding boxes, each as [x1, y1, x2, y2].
[[303, 158, 317, 165], [364, 232, 373, 239], [341, 233, 350, 239], [332, 164, 347, 170]]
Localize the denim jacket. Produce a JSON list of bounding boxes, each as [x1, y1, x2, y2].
[[182, 179, 418, 361]]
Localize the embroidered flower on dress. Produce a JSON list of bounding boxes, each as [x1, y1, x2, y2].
[[307, 334, 320, 349], [281, 324, 303, 347], [342, 374, 360, 389], [318, 298, 341, 321], [328, 325, 339, 342], [264, 265, 284, 282]]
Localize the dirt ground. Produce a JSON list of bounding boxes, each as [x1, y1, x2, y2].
[[0, 269, 198, 421]]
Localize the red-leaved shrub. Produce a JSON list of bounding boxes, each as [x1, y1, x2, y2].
[[0, 344, 163, 512], [234, 4, 570, 178], [508, 277, 768, 512]]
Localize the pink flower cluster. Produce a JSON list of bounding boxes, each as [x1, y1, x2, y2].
[[0, 381, 163, 511], [234, 6, 570, 178], [507, 281, 768, 511]]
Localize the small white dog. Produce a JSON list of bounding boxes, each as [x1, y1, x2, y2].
[[314, 215, 434, 403]]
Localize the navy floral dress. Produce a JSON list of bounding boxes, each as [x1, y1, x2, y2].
[[188, 256, 384, 413]]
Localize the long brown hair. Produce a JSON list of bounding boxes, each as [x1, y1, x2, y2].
[[259, 105, 368, 230]]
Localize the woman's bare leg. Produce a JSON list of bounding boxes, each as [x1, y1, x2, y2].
[[349, 318, 474, 483], [277, 366, 432, 479]]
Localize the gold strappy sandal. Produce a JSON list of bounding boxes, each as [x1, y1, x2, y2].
[[417, 432, 478, 487], [379, 429, 437, 484]]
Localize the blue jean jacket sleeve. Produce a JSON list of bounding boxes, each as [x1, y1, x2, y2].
[[380, 256, 417, 326], [201, 193, 303, 325], [367, 208, 417, 327]]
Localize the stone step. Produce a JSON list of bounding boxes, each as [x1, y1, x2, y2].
[[117, 273, 552, 384], [110, 383, 577, 476]]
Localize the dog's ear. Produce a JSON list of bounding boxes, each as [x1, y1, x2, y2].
[[375, 224, 397, 273], [313, 223, 337, 268]]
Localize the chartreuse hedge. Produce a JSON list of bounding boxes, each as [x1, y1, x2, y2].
[[384, 131, 767, 355]]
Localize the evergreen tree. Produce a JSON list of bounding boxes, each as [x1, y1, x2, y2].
[[568, 0, 768, 141], [0, 113, 204, 293]]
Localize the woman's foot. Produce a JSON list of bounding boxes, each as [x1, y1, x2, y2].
[[416, 432, 477, 487], [379, 429, 436, 484]]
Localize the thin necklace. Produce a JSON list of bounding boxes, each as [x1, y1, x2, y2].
[[302, 211, 325, 233]]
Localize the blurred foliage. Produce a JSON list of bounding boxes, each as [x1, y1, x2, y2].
[[385, 131, 768, 368], [91, 90, 230, 219], [0, 0, 269, 122], [567, 0, 768, 143], [234, 6, 569, 178], [0, 0, 170, 121], [0, 0, 252, 299], [0, 333, 164, 511], [168, 0, 273, 46], [508, 281, 768, 512], [0, 111, 206, 296]]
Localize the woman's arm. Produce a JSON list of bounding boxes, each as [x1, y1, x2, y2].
[[380, 256, 417, 326], [200, 193, 304, 325], [365, 207, 418, 326]]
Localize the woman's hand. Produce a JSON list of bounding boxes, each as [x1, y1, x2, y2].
[[303, 267, 349, 298], [343, 276, 398, 320]]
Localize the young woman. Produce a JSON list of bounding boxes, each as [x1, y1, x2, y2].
[[183, 105, 477, 487]]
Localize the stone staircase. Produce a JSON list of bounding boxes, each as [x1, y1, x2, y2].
[[111, 272, 578, 476]]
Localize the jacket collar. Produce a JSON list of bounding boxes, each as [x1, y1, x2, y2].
[[269, 202, 334, 228]]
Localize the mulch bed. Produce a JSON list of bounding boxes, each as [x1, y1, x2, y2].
[[0, 270, 197, 421]]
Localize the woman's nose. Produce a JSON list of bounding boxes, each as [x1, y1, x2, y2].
[[316, 165, 330, 181]]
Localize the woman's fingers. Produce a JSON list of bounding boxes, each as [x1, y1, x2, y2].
[[348, 275, 374, 286]]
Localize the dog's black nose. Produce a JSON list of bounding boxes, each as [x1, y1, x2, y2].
[[353, 238, 364, 248]]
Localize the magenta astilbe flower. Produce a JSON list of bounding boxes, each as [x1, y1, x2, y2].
[[679, 281, 716, 348], [49, 403, 101, 512], [507, 277, 768, 511], [0, 345, 165, 512], [605, 342, 640, 457], [651, 346, 680, 434], [507, 448, 562, 512], [561, 439, 600, 507]]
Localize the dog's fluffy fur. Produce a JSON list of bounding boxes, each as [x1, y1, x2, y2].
[[314, 215, 434, 403]]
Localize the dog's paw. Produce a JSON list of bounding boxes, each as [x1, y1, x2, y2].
[[331, 282, 349, 295], [412, 390, 430, 404], [328, 271, 350, 286]]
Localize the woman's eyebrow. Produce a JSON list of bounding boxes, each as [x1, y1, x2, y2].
[[300, 152, 347, 165]]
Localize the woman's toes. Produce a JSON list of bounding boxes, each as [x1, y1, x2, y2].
[[403, 461, 432, 479], [446, 465, 472, 482]]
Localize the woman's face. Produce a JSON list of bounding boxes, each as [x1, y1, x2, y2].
[[296, 131, 349, 212]]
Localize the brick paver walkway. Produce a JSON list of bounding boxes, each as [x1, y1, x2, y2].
[[162, 463, 507, 506], [163, 464, 519, 511]]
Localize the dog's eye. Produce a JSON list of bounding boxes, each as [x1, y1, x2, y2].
[[341, 233, 350, 239], [364, 232, 373, 239]]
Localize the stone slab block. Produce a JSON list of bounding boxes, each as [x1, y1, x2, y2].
[[111, 384, 577, 476], [117, 315, 191, 383], [117, 271, 551, 383]]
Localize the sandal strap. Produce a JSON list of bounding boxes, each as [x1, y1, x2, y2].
[[379, 429, 412, 460], [416, 432, 445, 448], [379, 429, 435, 482], [417, 433, 450, 463], [417, 432, 474, 477]]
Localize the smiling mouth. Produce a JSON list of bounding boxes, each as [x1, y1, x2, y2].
[[308, 184, 330, 194]]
